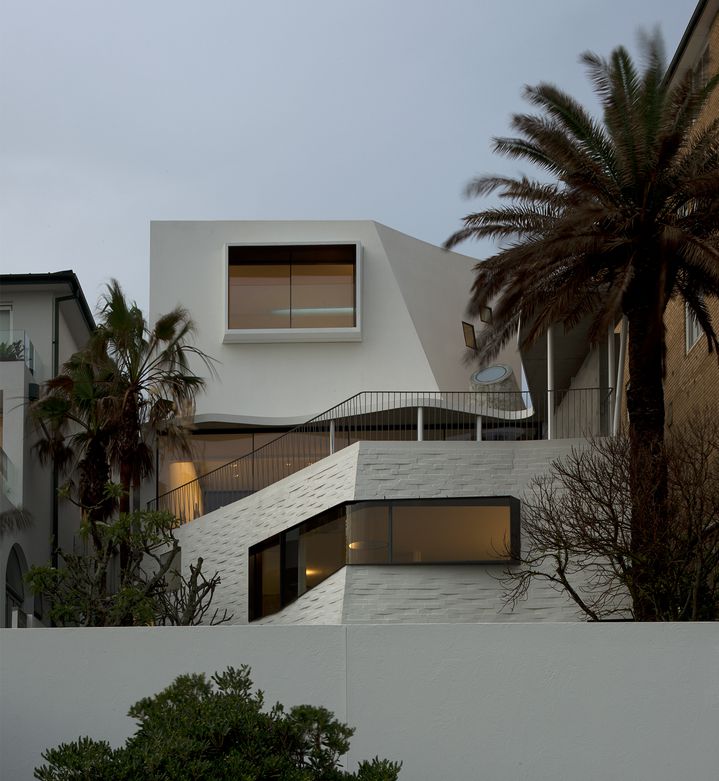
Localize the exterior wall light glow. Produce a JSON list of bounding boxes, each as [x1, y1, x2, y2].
[[348, 540, 387, 551]]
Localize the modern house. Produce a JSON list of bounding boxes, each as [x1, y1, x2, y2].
[[148, 221, 614, 624], [0, 272, 95, 627]]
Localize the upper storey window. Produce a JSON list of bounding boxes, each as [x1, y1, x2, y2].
[[225, 243, 361, 343]]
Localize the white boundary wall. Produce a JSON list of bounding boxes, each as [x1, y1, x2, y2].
[[2, 624, 718, 781]]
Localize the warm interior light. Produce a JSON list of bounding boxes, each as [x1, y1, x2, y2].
[[348, 540, 387, 551], [305, 568, 321, 577]]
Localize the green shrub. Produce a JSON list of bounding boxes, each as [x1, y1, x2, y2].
[[35, 666, 402, 781]]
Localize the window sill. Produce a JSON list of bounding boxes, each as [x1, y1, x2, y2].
[[223, 327, 362, 344]]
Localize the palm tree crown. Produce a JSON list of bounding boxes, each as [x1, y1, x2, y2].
[[446, 34, 719, 370], [91, 280, 216, 512], [33, 280, 215, 538]]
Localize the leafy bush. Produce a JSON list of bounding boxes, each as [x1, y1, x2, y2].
[[34, 666, 402, 781], [26, 510, 231, 626]]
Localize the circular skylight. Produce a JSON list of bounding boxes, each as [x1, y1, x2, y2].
[[471, 364, 512, 385]]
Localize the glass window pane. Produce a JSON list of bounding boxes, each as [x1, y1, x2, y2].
[[347, 504, 389, 564], [297, 514, 346, 595], [228, 263, 291, 329], [291, 263, 355, 328], [0, 307, 11, 335], [249, 541, 281, 620], [391, 504, 511, 563]]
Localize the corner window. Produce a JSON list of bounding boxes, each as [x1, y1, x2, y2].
[[225, 244, 361, 343], [249, 497, 519, 621], [686, 303, 702, 353]]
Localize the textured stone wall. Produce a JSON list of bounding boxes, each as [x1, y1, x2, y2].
[[177, 439, 585, 624], [176, 445, 359, 624]]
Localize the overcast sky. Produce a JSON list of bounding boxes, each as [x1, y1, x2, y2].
[[0, 0, 699, 316]]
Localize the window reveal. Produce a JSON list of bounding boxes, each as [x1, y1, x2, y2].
[[228, 245, 356, 330]]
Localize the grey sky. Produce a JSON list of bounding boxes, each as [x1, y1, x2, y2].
[[0, 0, 699, 316]]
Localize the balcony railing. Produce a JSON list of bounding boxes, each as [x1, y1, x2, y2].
[[150, 387, 613, 524], [0, 330, 45, 378]]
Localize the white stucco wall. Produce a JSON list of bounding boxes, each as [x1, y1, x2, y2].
[[0, 283, 92, 624], [149, 220, 509, 423], [177, 439, 585, 624], [1, 623, 717, 781]]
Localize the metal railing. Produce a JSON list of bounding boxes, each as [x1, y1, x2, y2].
[[150, 388, 613, 524]]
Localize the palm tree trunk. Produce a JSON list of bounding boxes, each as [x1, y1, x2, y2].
[[625, 292, 670, 620]]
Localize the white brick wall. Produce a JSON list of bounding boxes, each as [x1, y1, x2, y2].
[[177, 439, 588, 624]]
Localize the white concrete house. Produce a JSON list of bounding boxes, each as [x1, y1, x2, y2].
[[0, 272, 95, 627], [148, 220, 614, 625]]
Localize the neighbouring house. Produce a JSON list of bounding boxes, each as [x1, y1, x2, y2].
[[662, 0, 719, 427], [0, 272, 95, 627], [148, 221, 614, 624]]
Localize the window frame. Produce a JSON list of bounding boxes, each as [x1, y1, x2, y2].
[[685, 302, 703, 353], [223, 241, 363, 343], [0, 303, 12, 336], [248, 496, 520, 621]]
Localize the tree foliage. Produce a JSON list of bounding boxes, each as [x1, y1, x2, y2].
[[34, 666, 402, 781], [504, 422, 719, 620], [446, 33, 719, 618], [25, 511, 231, 627], [32, 280, 214, 545]]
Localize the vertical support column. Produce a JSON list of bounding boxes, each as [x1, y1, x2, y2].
[[547, 324, 555, 440], [607, 324, 616, 431], [613, 317, 628, 436], [329, 420, 335, 455], [417, 407, 424, 442], [476, 416, 483, 442]]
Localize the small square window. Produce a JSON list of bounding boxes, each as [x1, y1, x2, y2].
[[0, 304, 12, 336], [462, 321, 477, 350], [686, 304, 703, 352]]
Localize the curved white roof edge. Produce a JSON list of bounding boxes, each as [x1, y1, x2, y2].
[[193, 412, 312, 427]]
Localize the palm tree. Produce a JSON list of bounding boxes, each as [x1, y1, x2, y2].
[[446, 34, 719, 619], [90, 280, 215, 516], [33, 281, 214, 550], [33, 352, 118, 552]]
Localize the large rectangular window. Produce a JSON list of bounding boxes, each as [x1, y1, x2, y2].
[[226, 244, 359, 341], [249, 497, 519, 620]]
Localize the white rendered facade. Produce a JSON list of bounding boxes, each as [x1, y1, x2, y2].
[[150, 220, 521, 426], [0, 272, 95, 627]]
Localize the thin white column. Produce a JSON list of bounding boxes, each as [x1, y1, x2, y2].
[[476, 416, 483, 442], [547, 325, 555, 440], [612, 317, 628, 436], [417, 407, 424, 441], [329, 419, 335, 455], [607, 324, 616, 423]]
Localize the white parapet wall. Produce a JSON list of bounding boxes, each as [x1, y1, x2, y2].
[[1, 623, 718, 781]]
